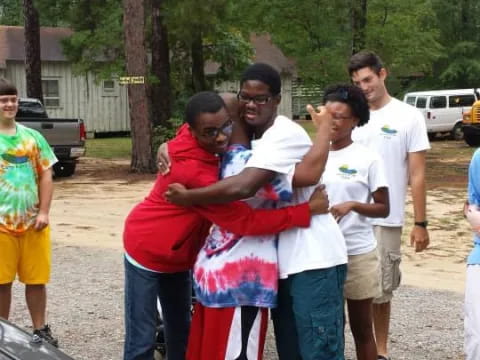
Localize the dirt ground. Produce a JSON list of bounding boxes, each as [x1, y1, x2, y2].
[[8, 139, 475, 359]]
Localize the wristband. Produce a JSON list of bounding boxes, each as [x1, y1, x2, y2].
[[414, 221, 428, 228]]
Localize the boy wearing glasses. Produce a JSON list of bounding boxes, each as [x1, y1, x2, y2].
[[122, 91, 330, 360], [166, 64, 348, 360]]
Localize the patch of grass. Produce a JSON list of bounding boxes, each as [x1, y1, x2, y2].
[[86, 137, 132, 159], [297, 120, 316, 137]]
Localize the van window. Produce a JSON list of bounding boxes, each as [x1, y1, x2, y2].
[[430, 96, 447, 109], [416, 97, 427, 108], [405, 96, 416, 106], [449, 94, 475, 107]]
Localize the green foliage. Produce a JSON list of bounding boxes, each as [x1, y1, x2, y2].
[[234, 0, 352, 86], [58, 0, 124, 80], [205, 29, 254, 83], [0, 1, 23, 25], [233, 0, 442, 89], [429, 0, 480, 88], [152, 117, 184, 152], [439, 42, 480, 88], [366, 0, 442, 78]]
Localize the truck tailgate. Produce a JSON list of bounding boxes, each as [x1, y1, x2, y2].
[[17, 118, 83, 146]]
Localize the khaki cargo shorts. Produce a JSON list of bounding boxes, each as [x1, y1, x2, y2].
[[372, 225, 402, 304]]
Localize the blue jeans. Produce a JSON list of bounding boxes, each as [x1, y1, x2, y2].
[[123, 258, 192, 360], [271, 264, 347, 360]]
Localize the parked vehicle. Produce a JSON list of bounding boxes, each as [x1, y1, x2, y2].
[[403, 89, 478, 140], [0, 318, 74, 360], [16, 98, 86, 177], [462, 94, 480, 147]]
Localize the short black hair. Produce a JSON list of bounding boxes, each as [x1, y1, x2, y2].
[[240, 63, 281, 96], [0, 78, 18, 96], [348, 51, 384, 76], [185, 91, 226, 127], [323, 84, 370, 126]]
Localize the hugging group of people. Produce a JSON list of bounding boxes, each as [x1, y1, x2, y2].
[[122, 50, 433, 360]]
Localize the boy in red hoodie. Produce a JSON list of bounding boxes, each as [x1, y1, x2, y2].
[[122, 91, 327, 360]]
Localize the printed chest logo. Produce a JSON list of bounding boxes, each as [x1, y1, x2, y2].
[[1, 152, 29, 164], [380, 125, 398, 138], [337, 164, 358, 179]]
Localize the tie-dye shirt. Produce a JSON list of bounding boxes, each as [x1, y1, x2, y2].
[[193, 144, 293, 308], [0, 124, 57, 234]]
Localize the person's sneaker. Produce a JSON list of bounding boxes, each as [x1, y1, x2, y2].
[[32, 324, 59, 347]]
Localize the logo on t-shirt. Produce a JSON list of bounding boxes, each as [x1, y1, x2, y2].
[[1, 151, 29, 164], [380, 125, 398, 136], [338, 164, 358, 179]]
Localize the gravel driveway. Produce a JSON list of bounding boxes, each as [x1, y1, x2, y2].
[[9, 244, 464, 360]]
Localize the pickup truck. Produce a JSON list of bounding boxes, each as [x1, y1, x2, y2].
[[16, 98, 86, 177]]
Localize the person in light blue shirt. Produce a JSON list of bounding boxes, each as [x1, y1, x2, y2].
[[464, 148, 480, 360]]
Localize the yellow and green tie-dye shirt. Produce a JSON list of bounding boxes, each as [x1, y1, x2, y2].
[[0, 124, 57, 234]]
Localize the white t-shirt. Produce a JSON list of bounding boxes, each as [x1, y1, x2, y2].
[[352, 98, 430, 226], [245, 115, 347, 279], [323, 142, 388, 255]]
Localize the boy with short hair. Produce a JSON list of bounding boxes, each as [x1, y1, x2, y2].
[[0, 78, 58, 346], [348, 51, 430, 360]]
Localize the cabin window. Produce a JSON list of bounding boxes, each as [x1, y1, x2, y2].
[[42, 79, 60, 108], [102, 79, 119, 97]]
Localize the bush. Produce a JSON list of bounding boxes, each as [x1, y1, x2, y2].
[[152, 117, 184, 152]]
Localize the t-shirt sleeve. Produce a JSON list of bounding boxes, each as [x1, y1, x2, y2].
[[244, 119, 311, 176], [407, 107, 430, 153], [368, 153, 389, 192], [468, 149, 480, 205], [32, 130, 58, 171]]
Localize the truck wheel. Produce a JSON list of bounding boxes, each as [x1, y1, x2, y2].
[[53, 162, 76, 177], [450, 123, 464, 141], [464, 134, 480, 147]]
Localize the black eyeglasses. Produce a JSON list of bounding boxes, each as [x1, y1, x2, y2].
[[202, 119, 234, 139], [237, 92, 273, 105]]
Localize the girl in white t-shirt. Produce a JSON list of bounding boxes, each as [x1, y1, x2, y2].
[[322, 84, 390, 360]]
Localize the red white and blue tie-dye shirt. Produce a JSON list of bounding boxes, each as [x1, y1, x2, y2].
[[193, 144, 293, 308]]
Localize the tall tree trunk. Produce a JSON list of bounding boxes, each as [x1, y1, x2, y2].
[[351, 0, 367, 55], [23, 0, 43, 103], [150, 0, 171, 126], [123, 0, 155, 173], [191, 31, 207, 92]]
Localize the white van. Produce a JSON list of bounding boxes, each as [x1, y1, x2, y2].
[[403, 89, 478, 140]]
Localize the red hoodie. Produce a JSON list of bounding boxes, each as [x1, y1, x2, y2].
[[123, 125, 311, 272]]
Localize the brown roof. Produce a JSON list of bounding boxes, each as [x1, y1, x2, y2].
[[0, 26, 72, 68], [205, 33, 297, 76]]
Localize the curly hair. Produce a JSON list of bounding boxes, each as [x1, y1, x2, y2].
[[323, 84, 369, 126], [240, 63, 281, 96]]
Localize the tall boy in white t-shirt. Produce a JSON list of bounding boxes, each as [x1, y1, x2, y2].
[[348, 51, 430, 360], [166, 63, 348, 360]]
